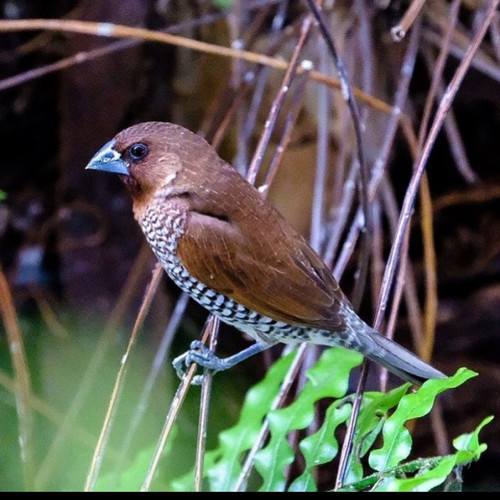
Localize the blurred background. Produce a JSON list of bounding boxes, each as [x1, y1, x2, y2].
[[0, 0, 499, 491]]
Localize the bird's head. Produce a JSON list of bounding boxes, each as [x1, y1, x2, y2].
[[86, 121, 213, 206]]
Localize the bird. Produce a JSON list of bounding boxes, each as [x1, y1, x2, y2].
[[86, 121, 445, 385]]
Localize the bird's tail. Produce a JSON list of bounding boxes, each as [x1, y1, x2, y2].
[[359, 327, 445, 386]]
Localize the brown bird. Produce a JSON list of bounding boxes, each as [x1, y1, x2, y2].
[[86, 121, 445, 385]]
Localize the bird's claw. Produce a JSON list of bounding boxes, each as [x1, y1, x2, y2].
[[172, 340, 227, 385]]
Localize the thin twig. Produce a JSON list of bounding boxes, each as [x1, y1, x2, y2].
[[418, 173, 438, 362], [391, 0, 427, 42], [233, 344, 308, 491], [324, 160, 358, 268], [141, 322, 213, 492], [433, 183, 500, 211], [0, 10, 231, 92], [225, 1, 294, 172], [379, 176, 424, 354], [0, 18, 397, 115], [196, 15, 314, 487], [310, 39, 330, 254], [380, 219, 411, 392], [356, 0, 375, 95], [421, 48, 478, 183], [419, 178, 450, 457], [246, 14, 313, 185], [417, 0, 460, 148], [0, 266, 34, 490], [397, 120, 428, 354], [31, 288, 69, 338], [440, 97, 478, 183], [195, 316, 220, 491], [430, 398, 450, 456], [141, 363, 199, 491], [489, 10, 500, 61], [261, 62, 312, 192], [306, 0, 371, 310], [0, 39, 136, 92], [208, 78, 254, 151], [335, 358, 369, 490], [370, 200, 383, 325], [422, 26, 500, 83], [334, 17, 422, 489], [112, 292, 191, 486], [85, 264, 164, 491], [378, 150, 448, 456]]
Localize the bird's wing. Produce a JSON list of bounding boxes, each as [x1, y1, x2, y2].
[[176, 200, 346, 330]]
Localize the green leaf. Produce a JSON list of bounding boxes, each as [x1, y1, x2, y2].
[[343, 384, 410, 485], [201, 357, 484, 493], [373, 415, 492, 492], [375, 456, 456, 492], [204, 350, 296, 491], [453, 415, 493, 464], [288, 403, 352, 492], [254, 347, 361, 491], [369, 368, 477, 472]]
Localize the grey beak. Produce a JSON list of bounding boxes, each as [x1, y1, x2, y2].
[[85, 140, 129, 175]]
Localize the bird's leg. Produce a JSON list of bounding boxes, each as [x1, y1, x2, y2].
[[173, 339, 276, 384]]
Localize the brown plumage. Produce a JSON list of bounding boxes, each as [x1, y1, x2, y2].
[[86, 121, 445, 385]]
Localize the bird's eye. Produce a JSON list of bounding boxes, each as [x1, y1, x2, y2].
[[129, 143, 148, 161]]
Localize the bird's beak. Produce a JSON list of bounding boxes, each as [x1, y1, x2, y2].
[[85, 140, 129, 175]]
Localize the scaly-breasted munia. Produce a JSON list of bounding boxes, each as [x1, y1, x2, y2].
[[86, 121, 445, 385]]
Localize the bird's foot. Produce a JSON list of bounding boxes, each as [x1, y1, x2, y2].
[[173, 340, 228, 385], [173, 339, 275, 385]]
